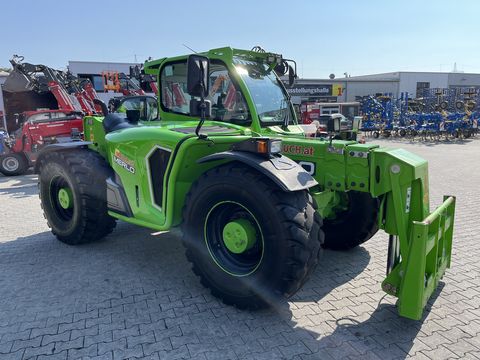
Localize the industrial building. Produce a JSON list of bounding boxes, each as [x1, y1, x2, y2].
[[288, 71, 480, 104]]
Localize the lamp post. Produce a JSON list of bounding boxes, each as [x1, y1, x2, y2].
[[343, 72, 349, 102]]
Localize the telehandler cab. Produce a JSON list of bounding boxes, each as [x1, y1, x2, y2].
[[36, 47, 455, 320]]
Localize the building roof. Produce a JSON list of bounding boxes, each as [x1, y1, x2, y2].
[[340, 71, 480, 81], [296, 76, 396, 83], [342, 72, 400, 81], [68, 60, 139, 66]]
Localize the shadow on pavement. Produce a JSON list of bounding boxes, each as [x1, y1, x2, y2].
[[369, 136, 477, 148], [0, 226, 444, 359], [290, 246, 371, 303], [0, 173, 38, 198], [291, 282, 445, 359]]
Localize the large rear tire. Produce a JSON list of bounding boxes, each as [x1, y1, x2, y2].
[[37, 149, 116, 245], [322, 191, 380, 251], [0, 153, 29, 176], [181, 163, 324, 309]]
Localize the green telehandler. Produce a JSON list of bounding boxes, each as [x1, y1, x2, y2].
[[35, 47, 456, 320]]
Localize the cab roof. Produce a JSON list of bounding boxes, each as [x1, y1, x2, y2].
[[144, 47, 283, 75]]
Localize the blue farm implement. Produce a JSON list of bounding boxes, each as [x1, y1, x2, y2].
[[359, 91, 478, 142]]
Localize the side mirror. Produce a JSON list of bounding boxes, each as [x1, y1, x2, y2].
[[187, 55, 210, 97], [353, 116, 362, 131], [190, 99, 211, 117], [126, 109, 140, 123], [288, 65, 296, 87], [327, 117, 341, 133]]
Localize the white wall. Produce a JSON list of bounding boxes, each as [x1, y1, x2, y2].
[[344, 81, 399, 101], [68, 61, 139, 76], [448, 73, 480, 88], [398, 72, 449, 96]]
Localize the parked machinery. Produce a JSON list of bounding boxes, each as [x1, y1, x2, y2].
[[101, 62, 160, 97], [35, 47, 456, 320], [129, 64, 159, 95], [0, 55, 100, 175], [359, 91, 478, 141]]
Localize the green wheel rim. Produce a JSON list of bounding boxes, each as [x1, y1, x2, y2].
[[58, 188, 73, 209], [49, 176, 74, 221], [222, 218, 257, 254], [204, 201, 264, 277]]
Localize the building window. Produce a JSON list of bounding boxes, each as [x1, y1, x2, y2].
[[77, 74, 105, 92], [92, 75, 105, 92], [416, 82, 430, 98]]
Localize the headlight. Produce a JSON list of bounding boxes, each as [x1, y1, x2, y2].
[[269, 139, 282, 154]]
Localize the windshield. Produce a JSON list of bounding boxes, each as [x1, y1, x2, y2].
[[234, 59, 293, 126]]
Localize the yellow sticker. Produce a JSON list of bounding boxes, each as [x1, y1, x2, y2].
[[332, 84, 343, 97]]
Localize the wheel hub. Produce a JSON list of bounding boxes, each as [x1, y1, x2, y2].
[[2, 157, 19, 171], [222, 219, 257, 254], [57, 188, 73, 209]]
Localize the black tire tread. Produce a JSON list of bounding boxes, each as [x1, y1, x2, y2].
[[0, 153, 29, 176], [322, 191, 379, 251], [37, 149, 116, 245], [181, 163, 324, 309]]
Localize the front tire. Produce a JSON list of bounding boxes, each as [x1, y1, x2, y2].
[[0, 153, 29, 176], [181, 163, 323, 309], [38, 149, 116, 245], [322, 191, 380, 251]]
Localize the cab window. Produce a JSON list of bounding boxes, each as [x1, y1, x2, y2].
[[116, 97, 158, 121], [161, 62, 191, 115], [160, 60, 250, 124], [208, 62, 250, 124], [50, 112, 67, 119], [28, 113, 51, 122], [117, 97, 143, 113], [146, 97, 159, 121]]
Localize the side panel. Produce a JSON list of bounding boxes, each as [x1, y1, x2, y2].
[[280, 138, 377, 193], [105, 127, 183, 227], [83, 116, 109, 159], [104, 125, 254, 230]]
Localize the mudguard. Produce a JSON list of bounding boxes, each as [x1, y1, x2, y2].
[[33, 141, 92, 173], [198, 151, 317, 192]]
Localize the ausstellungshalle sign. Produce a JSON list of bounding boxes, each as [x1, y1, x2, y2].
[[284, 83, 343, 98], [286, 85, 332, 97]]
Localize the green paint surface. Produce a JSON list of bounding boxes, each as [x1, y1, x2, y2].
[[57, 188, 73, 209], [222, 219, 257, 254]]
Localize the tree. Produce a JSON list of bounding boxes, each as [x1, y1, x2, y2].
[[0, 67, 11, 73]]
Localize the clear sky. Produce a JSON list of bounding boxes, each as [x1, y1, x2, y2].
[[1, 0, 478, 78]]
